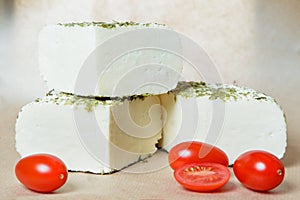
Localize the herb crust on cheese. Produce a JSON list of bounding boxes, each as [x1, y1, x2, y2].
[[173, 81, 273, 102], [34, 90, 152, 112], [58, 21, 164, 28]]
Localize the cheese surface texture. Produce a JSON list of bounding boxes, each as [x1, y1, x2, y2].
[[15, 91, 162, 174], [39, 22, 182, 97], [160, 82, 287, 164]]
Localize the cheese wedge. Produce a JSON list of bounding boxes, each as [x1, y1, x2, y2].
[[15, 91, 163, 174], [160, 82, 287, 164], [39, 22, 182, 97]]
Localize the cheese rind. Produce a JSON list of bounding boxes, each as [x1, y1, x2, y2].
[[160, 82, 287, 164], [39, 22, 182, 97], [15, 92, 162, 174]]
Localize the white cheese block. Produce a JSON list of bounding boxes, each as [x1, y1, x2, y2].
[[15, 92, 162, 174], [15, 82, 287, 172], [39, 22, 182, 97], [160, 82, 287, 164]]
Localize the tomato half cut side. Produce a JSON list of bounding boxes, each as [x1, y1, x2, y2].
[[174, 162, 230, 192]]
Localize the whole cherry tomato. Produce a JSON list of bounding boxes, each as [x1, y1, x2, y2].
[[15, 154, 68, 193], [168, 141, 229, 170], [233, 150, 285, 191]]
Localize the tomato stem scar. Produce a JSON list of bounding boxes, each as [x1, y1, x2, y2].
[[59, 174, 64, 179]]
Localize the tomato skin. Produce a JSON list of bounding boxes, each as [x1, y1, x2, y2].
[[168, 141, 229, 170], [233, 150, 285, 191], [174, 162, 230, 192], [15, 154, 68, 193]]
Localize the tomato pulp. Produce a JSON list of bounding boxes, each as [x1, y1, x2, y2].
[[15, 154, 68, 193], [168, 141, 229, 170], [233, 150, 285, 191], [174, 162, 230, 192]]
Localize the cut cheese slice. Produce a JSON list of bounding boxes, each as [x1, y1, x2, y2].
[[15, 91, 163, 174], [160, 82, 287, 164], [39, 22, 182, 97]]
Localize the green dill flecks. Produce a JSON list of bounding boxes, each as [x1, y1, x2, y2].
[[127, 94, 148, 101], [59, 93, 104, 112], [37, 90, 151, 112], [57, 21, 159, 29], [38, 91, 109, 112], [208, 87, 238, 101], [34, 98, 41, 103], [255, 96, 267, 101], [46, 89, 55, 96], [174, 81, 270, 102]]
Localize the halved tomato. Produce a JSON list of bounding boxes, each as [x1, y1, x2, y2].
[[174, 162, 230, 192], [168, 141, 229, 170]]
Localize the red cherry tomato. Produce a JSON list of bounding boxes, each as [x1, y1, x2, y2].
[[174, 162, 230, 192], [168, 141, 229, 170], [15, 154, 68, 193], [233, 150, 285, 191]]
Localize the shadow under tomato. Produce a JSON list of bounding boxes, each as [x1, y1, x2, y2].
[[181, 181, 237, 194], [53, 182, 77, 194], [214, 181, 237, 193], [242, 180, 294, 195]]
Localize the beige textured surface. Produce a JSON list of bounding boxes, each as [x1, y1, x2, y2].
[[1, 0, 300, 199]]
